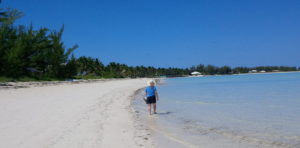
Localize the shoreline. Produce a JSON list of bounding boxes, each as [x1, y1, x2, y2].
[[0, 78, 155, 148], [184, 71, 300, 78], [131, 84, 198, 148], [232, 71, 300, 76], [131, 78, 191, 148]]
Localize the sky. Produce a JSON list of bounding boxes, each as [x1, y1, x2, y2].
[[1, 0, 300, 68]]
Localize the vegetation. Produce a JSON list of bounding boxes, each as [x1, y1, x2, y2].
[[0, 7, 299, 82], [190, 65, 298, 75]]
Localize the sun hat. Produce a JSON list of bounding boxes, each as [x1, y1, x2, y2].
[[147, 80, 156, 86]]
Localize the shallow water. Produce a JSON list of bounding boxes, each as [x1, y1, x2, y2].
[[133, 72, 300, 148]]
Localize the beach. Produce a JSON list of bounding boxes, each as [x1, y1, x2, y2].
[[0, 78, 153, 148], [1, 73, 300, 148]]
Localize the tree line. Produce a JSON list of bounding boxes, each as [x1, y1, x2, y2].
[[0, 8, 299, 81], [0, 8, 188, 80], [189, 64, 298, 75]]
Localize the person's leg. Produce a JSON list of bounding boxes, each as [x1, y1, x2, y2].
[[148, 104, 151, 115], [153, 103, 157, 114]]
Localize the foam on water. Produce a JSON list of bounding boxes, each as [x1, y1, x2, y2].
[[133, 72, 300, 148]]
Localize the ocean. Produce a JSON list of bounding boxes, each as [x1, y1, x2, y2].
[[133, 72, 300, 148]]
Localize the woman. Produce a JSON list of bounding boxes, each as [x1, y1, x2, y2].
[[145, 80, 159, 115]]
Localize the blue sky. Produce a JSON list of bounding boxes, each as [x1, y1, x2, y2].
[[1, 0, 300, 68]]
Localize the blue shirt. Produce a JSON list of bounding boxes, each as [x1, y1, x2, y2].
[[145, 86, 157, 97]]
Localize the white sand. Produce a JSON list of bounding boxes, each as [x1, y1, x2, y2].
[[0, 79, 153, 148]]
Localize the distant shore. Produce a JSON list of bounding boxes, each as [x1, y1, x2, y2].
[[232, 71, 300, 76], [186, 71, 300, 78]]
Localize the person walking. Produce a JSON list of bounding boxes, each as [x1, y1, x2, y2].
[[145, 80, 159, 115]]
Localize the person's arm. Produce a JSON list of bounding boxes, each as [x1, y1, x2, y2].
[[145, 89, 147, 97], [155, 91, 159, 101]]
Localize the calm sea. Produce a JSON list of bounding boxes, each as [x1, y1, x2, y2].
[[133, 72, 300, 148]]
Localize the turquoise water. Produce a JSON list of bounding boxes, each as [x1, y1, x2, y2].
[[133, 72, 300, 148]]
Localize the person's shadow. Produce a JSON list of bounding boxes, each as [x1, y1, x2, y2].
[[156, 111, 171, 115]]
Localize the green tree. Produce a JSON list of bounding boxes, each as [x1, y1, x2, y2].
[[0, 8, 23, 26]]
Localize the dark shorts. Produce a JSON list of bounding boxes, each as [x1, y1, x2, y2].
[[146, 96, 156, 104]]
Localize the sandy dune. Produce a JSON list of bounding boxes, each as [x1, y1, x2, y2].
[[0, 79, 153, 148]]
